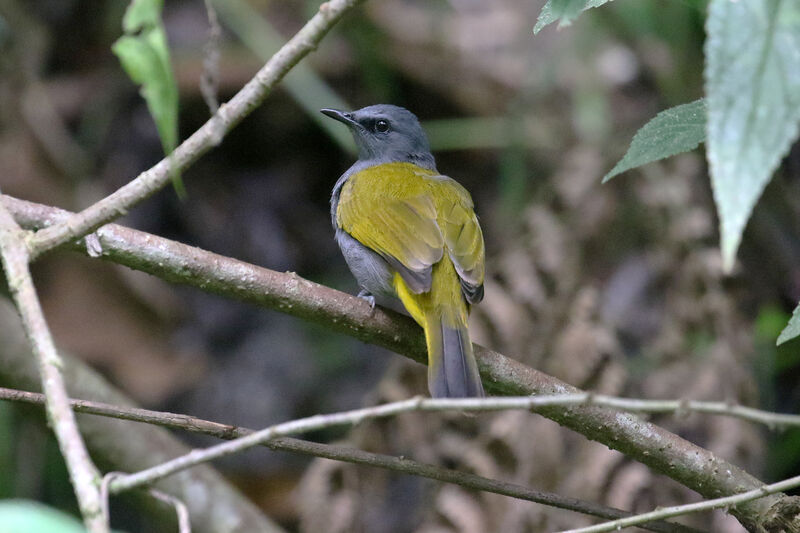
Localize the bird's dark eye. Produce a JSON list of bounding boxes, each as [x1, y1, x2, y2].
[[375, 119, 390, 133]]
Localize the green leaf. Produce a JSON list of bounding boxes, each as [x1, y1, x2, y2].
[[122, 0, 163, 32], [778, 303, 800, 346], [533, 0, 613, 34], [603, 99, 706, 183], [705, 0, 800, 272], [0, 500, 87, 533], [112, 0, 184, 197]]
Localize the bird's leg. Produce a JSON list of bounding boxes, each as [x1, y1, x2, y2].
[[357, 289, 376, 310]]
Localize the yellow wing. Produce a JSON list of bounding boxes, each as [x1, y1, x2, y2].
[[337, 162, 484, 301], [430, 177, 485, 302], [337, 163, 444, 292]]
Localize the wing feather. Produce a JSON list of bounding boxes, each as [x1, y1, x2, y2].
[[337, 166, 444, 293], [336, 163, 484, 301], [433, 179, 485, 304]]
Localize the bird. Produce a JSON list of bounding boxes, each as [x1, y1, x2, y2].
[[321, 104, 486, 398]]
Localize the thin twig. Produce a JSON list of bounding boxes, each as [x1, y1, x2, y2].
[[560, 475, 800, 533], [0, 204, 106, 531], [26, 0, 365, 260], [100, 397, 461, 493], [0, 304, 285, 533], [3, 387, 795, 431], [0, 386, 702, 533], [1, 194, 783, 530], [149, 489, 192, 533], [212, 0, 354, 150], [102, 471, 191, 533], [100, 472, 122, 526], [96, 394, 767, 500]]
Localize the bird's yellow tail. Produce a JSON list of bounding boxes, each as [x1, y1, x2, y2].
[[422, 308, 484, 398], [395, 257, 484, 398]]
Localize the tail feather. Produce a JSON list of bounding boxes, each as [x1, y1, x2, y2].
[[394, 257, 484, 398], [426, 313, 484, 398]]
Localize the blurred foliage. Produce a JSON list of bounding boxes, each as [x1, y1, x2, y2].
[[779, 304, 800, 346], [211, 0, 353, 150], [755, 307, 800, 483], [533, 0, 612, 34], [0, 500, 87, 533], [113, 0, 183, 196]]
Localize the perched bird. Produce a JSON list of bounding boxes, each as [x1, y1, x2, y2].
[[322, 104, 486, 398]]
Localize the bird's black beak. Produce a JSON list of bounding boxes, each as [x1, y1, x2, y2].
[[320, 108, 359, 128]]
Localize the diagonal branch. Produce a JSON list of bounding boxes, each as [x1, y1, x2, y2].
[[25, 0, 366, 260], [0, 202, 106, 532], [2, 194, 790, 530], [0, 387, 700, 533], [561, 474, 800, 533]]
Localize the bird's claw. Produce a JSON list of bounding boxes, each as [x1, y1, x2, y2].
[[357, 290, 376, 311]]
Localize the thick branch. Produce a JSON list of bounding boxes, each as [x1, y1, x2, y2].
[[2, 194, 790, 530], [0, 203, 106, 531], [0, 387, 700, 533], [26, 0, 365, 259]]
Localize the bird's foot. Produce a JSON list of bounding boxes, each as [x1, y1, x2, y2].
[[357, 290, 376, 311]]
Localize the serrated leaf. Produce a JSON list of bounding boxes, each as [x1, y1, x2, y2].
[[705, 0, 800, 272], [533, 0, 612, 34], [0, 500, 87, 533], [603, 99, 706, 183], [778, 303, 800, 346], [113, 0, 183, 197]]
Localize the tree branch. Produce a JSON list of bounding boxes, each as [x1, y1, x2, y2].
[[561, 474, 800, 533], [0, 387, 701, 533], [3, 194, 792, 531], [0, 202, 106, 531], [0, 299, 285, 533], [148, 489, 191, 533], [103, 473, 192, 533], [91, 394, 796, 508], [5, 386, 797, 432], [25, 0, 365, 260]]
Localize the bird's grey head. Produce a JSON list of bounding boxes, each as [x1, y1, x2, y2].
[[320, 105, 435, 169]]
